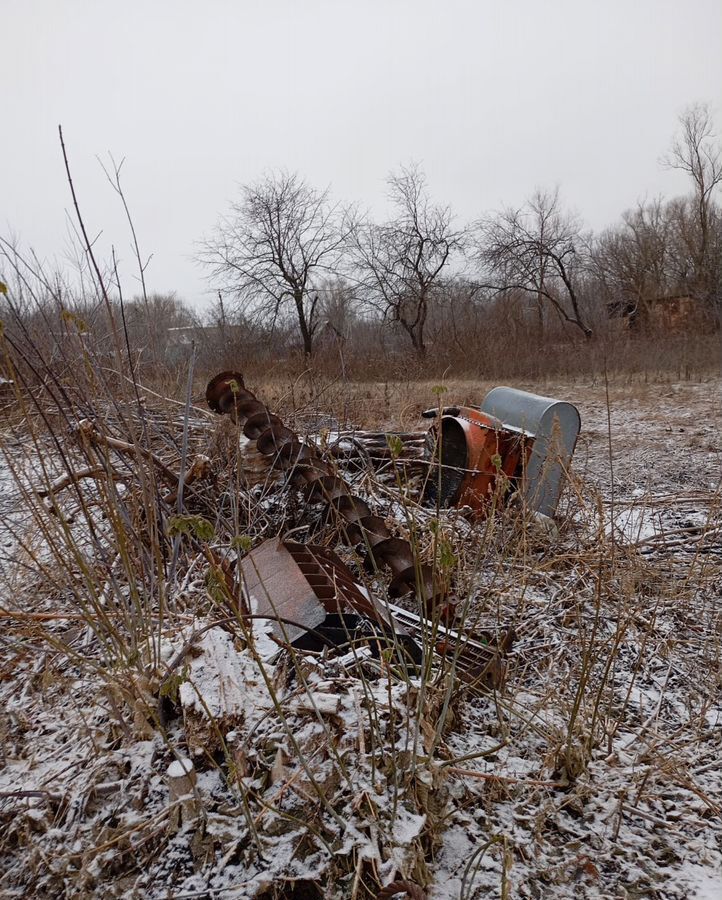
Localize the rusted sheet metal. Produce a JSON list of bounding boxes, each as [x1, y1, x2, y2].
[[239, 537, 511, 688], [424, 389, 580, 518], [207, 371, 441, 613], [425, 407, 528, 514], [240, 537, 386, 643]]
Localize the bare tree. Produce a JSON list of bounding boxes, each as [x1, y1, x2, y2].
[[122, 292, 198, 355], [592, 107, 722, 326], [353, 165, 464, 356], [475, 188, 592, 338], [317, 277, 358, 338], [663, 104, 722, 306], [199, 171, 352, 357], [591, 199, 674, 325]]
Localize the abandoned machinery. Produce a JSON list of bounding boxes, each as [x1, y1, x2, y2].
[[422, 388, 580, 518], [206, 371, 580, 687]]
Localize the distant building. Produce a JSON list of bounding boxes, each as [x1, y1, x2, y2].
[[607, 295, 708, 331], [646, 296, 700, 331]]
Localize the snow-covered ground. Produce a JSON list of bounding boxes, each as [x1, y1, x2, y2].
[[0, 377, 720, 898]]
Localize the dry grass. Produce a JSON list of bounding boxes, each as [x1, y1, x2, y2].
[[207, 366, 721, 432], [0, 142, 719, 897], [0, 343, 720, 896]]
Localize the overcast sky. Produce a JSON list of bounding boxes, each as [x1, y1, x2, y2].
[[3, 0, 720, 310]]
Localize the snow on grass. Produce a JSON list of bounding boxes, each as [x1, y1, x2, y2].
[[0, 378, 720, 897]]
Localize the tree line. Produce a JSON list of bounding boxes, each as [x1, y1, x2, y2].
[[198, 104, 721, 358], [0, 104, 719, 385]]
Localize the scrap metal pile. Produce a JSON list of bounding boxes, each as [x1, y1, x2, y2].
[[205, 371, 581, 690]]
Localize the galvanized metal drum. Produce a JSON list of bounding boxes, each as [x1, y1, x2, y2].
[[480, 387, 581, 518]]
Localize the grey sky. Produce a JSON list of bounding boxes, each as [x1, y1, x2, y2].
[[3, 0, 720, 311]]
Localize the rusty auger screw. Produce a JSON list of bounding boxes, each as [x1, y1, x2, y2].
[[205, 371, 453, 617]]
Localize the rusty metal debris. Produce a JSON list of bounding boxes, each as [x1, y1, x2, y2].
[[325, 430, 428, 470], [204, 372, 578, 689], [424, 407, 528, 513], [376, 880, 427, 900], [205, 371, 443, 614], [424, 388, 580, 519], [239, 536, 509, 687], [240, 537, 423, 663], [388, 603, 514, 690], [240, 537, 389, 642]]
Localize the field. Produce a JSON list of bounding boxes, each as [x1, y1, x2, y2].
[[0, 371, 720, 899]]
